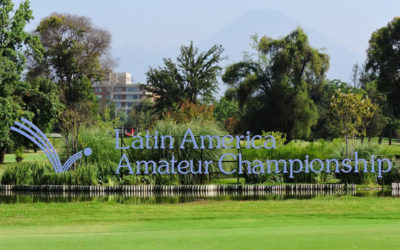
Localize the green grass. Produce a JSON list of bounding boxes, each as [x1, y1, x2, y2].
[[209, 177, 245, 185], [3, 152, 47, 163], [1, 196, 400, 249]]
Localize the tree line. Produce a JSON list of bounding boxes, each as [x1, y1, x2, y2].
[[0, 0, 399, 164], [142, 19, 400, 150]]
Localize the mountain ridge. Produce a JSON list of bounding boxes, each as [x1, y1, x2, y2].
[[114, 9, 363, 95]]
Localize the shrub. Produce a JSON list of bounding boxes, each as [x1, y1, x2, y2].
[[262, 131, 287, 146], [163, 100, 214, 123], [15, 147, 24, 162], [224, 117, 238, 134]]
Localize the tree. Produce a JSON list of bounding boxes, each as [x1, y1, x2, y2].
[[127, 99, 156, 132], [222, 28, 329, 139], [213, 97, 241, 133], [21, 77, 63, 133], [115, 110, 128, 129], [59, 101, 95, 158], [362, 81, 387, 143], [30, 13, 114, 106], [309, 79, 353, 139], [366, 17, 400, 144], [351, 63, 361, 89], [0, 0, 42, 163], [14, 76, 63, 152], [144, 42, 224, 113], [329, 91, 377, 156]]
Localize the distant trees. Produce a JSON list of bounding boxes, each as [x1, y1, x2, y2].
[[144, 42, 224, 113], [222, 28, 329, 139]]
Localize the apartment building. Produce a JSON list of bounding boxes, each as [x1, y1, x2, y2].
[[93, 72, 146, 112]]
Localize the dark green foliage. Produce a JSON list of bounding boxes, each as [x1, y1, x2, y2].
[[21, 76, 63, 132], [213, 97, 241, 132], [0, 0, 43, 163], [309, 79, 352, 139], [366, 17, 400, 118], [362, 81, 387, 140], [144, 42, 224, 113], [222, 29, 329, 140]]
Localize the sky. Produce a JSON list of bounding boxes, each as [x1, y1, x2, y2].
[[23, 0, 400, 83]]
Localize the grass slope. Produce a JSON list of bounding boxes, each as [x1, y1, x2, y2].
[[0, 196, 400, 249]]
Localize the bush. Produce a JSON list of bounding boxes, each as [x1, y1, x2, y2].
[[163, 100, 214, 123], [15, 147, 24, 162]]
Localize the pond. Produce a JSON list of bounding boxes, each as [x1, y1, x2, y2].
[[0, 189, 396, 204]]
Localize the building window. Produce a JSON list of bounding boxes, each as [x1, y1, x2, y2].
[[126, 94, 139, 100], [94, 87, 102, 92], [114, 87, 124, 92], [96, 95, 102, 99], [126, 102, 133, 107], [127, 86, 139, 92], [105, 95, 111, 100], [114, 94, 125, 100], [116, 102, 121, 107]]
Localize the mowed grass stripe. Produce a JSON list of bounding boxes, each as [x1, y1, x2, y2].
[[0, 197, 400, 249]]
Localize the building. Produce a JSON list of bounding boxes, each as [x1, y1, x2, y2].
[[93, 72, 147, 113]]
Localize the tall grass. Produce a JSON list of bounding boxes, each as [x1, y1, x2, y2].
[[133, 118, 228, 184], [78, 125, 121, 164], [242, 138, 400, 184], [0, 162, 98, 185], [2, 123, 399, 186]]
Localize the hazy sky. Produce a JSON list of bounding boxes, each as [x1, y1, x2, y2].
[[25, 0, 399, 73]]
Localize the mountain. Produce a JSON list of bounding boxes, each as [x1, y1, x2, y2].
[[113, 9, 363, 95], [201, 9, 363, 83]]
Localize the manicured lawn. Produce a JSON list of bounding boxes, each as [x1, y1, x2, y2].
[[0, 196, 400, 249], [3, 152, 47, 163]]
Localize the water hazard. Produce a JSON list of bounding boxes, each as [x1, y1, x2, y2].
[[0, 189, 395, 204]]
